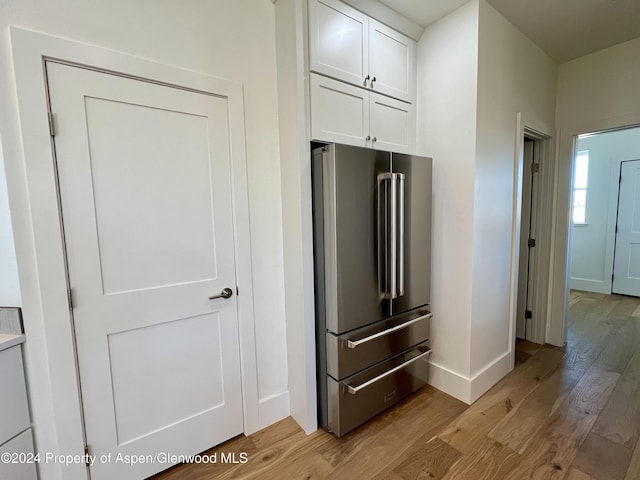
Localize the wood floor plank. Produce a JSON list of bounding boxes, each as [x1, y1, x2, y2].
[[571, 432, 634, 480], [625, 435, 640, 480], [438, 347, 565, 454], [594, 317, 640, 373], [439, 437, 521, 480], [488, 314, 616, 453], [506, 365, 619, 479], [566, 468, 597, 480], [391, 436, 462, 480], [591, 373, 640, 447], [324, 388, 466, 480]]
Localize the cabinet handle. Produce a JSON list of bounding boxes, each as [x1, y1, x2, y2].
[[372, 137, 377, 142], [371, 76, 377, 84], [364, 74, 370, 86], [366, 135, 371, 141]]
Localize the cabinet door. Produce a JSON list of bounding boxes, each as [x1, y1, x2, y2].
[[370, 92, 414, 154], [310, 74, 369, 147], [0, 345, 30, 444], [309, 0, 369, 88], [369, 19, 415, 103], [0, 429, 37, 480]]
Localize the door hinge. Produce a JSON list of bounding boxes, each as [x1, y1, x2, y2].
[[528, 238, 536, 248], [84, 445, 91, 465], [68, 288, 74, 310], [524, 310, 532, 319], [236, 286, 239, 296], [532, 163, 540, 173], [48, 111, 56, 137]]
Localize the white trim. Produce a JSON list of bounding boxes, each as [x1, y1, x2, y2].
[[509, 113, 554, 350], [469, 351, 512, 403], [508, 112, 525, 368], [428, 361, 473, 404], [258, 391, 291, 431], [8, 27, 260, 479], [429, 350, 512, 404], [570, 278, 609, 294]]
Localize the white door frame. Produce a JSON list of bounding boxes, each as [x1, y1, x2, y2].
[[508, 113, 554, 365], [8, 27, 260, 480], [548, 113, 640, 347]]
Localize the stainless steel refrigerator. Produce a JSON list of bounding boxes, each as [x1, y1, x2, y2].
[[312, 143, 433, 437]]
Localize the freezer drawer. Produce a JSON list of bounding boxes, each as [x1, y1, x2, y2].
[[327, 342, 431, 437], [326, 307, 431, 380]]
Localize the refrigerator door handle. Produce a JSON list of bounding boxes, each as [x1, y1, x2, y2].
[[389, 173, 398, 299], [378, 172, 396, 299], [377, 174, 384, 298], [397, 173, 405, 297]]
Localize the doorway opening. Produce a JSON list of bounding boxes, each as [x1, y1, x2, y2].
[[513, 127, 553, 345], [568, 125, 640, 300]]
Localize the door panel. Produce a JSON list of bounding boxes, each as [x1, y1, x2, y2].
[[613, 159, 640, 296], [391, 154, 432, 315], [85, 97, 218, 294], [47, 61, 243, 480]]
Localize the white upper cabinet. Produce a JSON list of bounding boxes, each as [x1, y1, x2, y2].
[[368, 19, 415, 103], [310, 74, 414, 154], [309, 0, 416, 103], [309, 0, 369, 88]]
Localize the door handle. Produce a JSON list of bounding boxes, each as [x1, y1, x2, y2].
[[209, 288, 233, 300]]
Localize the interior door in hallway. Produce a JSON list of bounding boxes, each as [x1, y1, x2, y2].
[[613, 159, 640, 296], [47, 61, 244, 480]]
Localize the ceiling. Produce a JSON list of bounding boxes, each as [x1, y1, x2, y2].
[[377, 0, 640, 63]]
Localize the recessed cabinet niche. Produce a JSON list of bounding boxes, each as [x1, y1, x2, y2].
[[309, 0, 416, 103]]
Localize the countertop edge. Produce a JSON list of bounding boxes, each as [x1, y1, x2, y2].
[[0, 333, 26, 352]]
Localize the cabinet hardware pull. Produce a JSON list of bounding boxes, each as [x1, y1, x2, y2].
[[346, 349, 432, 394], [346, 312, 433, 348]]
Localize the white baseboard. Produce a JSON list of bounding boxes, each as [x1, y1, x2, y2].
[[570, 277, 610, 294], [429, 350, 513, 404], [469, 351, 512, 403], [428, 361, 474, 404], [256, 390, 290, 432]]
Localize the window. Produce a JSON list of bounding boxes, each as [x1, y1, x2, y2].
[[572, 151, 589, 224]]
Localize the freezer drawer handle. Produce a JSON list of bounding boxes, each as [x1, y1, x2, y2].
[[346, 312, 433, 349], [346, 349, 432, 394]]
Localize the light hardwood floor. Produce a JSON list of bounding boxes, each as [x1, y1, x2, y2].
[[152, 291, 640, 480]]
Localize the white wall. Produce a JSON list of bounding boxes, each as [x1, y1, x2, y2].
[[417, 0, 557, 403], [570, 127, 640, 293], [549, 37, 640, 345], [472, 1, 556, 378], [274, 0, 317, 434], [416, 0, 478, 398], [0, 1, 288, 476], [0, 140, 20, 306]]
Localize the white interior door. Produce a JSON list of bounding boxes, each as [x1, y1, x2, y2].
[[613, 159, 640, 296], [46, 61, 243, 480]]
